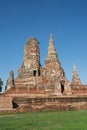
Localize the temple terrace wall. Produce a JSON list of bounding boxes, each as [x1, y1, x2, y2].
[[13, 96, 87, 112], [0, 96, 12, 109]]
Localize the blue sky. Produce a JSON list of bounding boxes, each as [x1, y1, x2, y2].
[[0, 0, 87, 90]]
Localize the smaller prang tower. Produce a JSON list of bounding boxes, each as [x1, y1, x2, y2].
[[42, 34, 71, 95], [18, 37, 41, 78], [72, 64, 81, 85], [44, 34, 64, 78]]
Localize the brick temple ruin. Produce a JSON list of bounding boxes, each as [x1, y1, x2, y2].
[[0, 34, 87, 112]]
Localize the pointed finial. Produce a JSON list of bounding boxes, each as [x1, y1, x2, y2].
[[49, 33, 53, 43], [50, 33, 53, 38], [73, 64, 76, 71]]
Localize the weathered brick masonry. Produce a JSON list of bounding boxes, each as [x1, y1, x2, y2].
[[0, 34, 87, 112]]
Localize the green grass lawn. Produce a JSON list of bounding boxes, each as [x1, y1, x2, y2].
[[0, 110, 87, 130]]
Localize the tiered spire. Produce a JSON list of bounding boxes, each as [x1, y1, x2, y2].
[[23, 37, 40, 69], [45, 34, 61, 66], [72, 64, 81, 84], [18, 36, 41, 78]]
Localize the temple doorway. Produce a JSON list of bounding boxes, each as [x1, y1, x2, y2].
[[61, 82, 64, 94], [33, 70, 36, 76]]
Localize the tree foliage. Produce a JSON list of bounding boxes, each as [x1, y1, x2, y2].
[[0, 78, 3, 92]]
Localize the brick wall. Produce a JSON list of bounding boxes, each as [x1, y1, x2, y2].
[[13, 96, 87, 112], [0, 96, 12, 109]]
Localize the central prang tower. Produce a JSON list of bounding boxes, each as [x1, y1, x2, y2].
[[18, 37, 41, 78]]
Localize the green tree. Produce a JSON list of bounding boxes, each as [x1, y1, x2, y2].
[[0, 78, 3, 92]]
